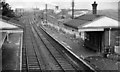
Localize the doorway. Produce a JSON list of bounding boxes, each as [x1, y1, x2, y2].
[[84, 31, 104, 52]]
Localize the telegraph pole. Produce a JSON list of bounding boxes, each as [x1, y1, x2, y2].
[[72, 0, 74, 19], [41, 11, 43, 20], [45, 4, 47, 23]]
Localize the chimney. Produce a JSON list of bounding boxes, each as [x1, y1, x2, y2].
[[92, 1, 98, 14]]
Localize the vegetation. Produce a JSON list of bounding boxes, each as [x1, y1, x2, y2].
[[0, 0, 15, 18]]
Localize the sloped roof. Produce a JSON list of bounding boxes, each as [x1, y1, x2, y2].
[[74, 14, 102, 21], [47, 15, 58, 24], [0, 19, 21, 30], [64, 14, 120, 29], [80, 16, 120, 28], [1, 16, 24, 28], [64, 19, 89, 29], [64, 14, 103, 29], [58, 18, 72, 23]]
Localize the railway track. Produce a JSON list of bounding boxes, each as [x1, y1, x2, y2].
[[22, 20, 41, 72], [21, 15, 95, 72], [31, 23, 78, 71], [36, 24, 95, 71]]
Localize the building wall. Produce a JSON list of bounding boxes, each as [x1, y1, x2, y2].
[[42, 21, 80, 38], [104, 29, 120, 47], [104, 29, 120, 54], [104, 29, 109, 47], [110, 30, 118, 46]]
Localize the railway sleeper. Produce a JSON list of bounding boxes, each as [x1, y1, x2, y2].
[[27, 55, 36, 57], [58, 62, 72, 66], [28, 61, 38, 64], [28, 67, 40, 70], [28, 64, 40, 67]]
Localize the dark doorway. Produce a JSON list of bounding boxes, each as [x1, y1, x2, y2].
[[84, 31, 103, 52]]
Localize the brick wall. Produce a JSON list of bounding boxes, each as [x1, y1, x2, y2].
[[104, 29, 120, 53], [104, 29, 120, 47], [104, 30, 109, 47]]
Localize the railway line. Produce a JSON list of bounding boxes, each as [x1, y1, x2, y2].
[[36, 23, 95, 71], [32, 22, 78, 71], [21, 15, 95, 72]]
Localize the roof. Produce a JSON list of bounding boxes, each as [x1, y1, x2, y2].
[[80, 16, 120, 28], [64, 14, 120, 30], [75, 14, 102, 21], [64, 14, 103, 29], [0, 19, 22, 30], [1, 16, 24, 28], [58, 18, 72, 23], [64, 19, 89, 29], [47, 15, 58, 24]]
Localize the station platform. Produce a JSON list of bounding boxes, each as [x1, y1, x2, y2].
[[40, 22, 119, 71], [2, 33, 22, 71]]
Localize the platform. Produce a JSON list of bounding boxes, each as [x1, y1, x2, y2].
[[2, 33, 23, 71], [40, 21, 119, 70]]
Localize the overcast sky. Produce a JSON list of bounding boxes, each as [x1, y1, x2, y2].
[[6, 0, 119, 10]]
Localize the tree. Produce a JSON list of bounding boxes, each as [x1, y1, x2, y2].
[[0, 0, 15, 18]]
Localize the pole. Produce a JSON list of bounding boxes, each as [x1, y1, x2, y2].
[[109, 28, 111, 46], [7, 32, 9, 42], [20, 32, 23, 71], [45, 4, 47, 24], [72, 0, 74, 19]]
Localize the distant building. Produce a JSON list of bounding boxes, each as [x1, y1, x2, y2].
[[54, 6, 61, 14], [33, 7, 39, 10], [15, 8, 25, 13], [15, 8, 25, 16], [68, 9, 89, 17]]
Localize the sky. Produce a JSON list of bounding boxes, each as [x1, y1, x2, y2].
[[5, 0, 120, 10]]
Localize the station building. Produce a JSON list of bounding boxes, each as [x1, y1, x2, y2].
[[0, 17, 23, 70], [63, 1, 120, 54]]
